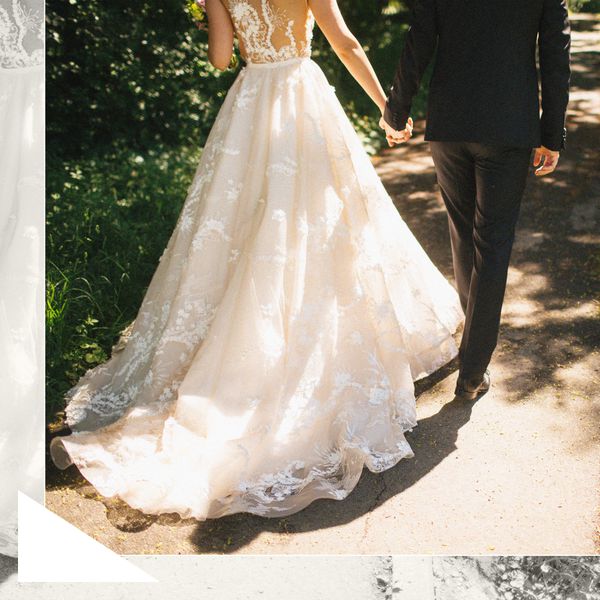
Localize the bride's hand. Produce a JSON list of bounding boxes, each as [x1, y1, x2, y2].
[[379, 117, 413, 147]]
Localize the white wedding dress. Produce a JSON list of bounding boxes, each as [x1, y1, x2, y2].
[[50, 0, 463, 521], [0, 0, 45, 557]]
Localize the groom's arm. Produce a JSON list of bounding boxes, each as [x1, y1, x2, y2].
[[384, 0, 438, 132], [538, 0, 571, 151]]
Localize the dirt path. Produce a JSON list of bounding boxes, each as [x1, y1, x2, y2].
[[45, 14, 600, 556]]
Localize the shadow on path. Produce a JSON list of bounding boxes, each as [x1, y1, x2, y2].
[[186, 396, 476, 553], [45, 374, 474, 553]]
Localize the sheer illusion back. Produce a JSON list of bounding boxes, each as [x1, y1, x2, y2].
[[224, 0, 314, 63], [0, 0, 44, 69]]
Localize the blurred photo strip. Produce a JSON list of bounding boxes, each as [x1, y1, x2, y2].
[[0, 0, 45, 574]]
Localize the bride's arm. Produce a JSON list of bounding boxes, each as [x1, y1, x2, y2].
[[205, 0, 234, 70], [309, 0, 388, 115]]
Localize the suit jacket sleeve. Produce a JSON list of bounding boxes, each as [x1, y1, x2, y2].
[[384, 0, 438, 131], [539, 0, 571, 151]]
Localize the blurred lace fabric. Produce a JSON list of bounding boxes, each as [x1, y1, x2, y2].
[[0, 0, 45, 558]]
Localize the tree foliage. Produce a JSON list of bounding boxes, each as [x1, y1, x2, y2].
[[46, 0, 237, 155]]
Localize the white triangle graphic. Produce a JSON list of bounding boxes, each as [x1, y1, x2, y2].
[[17, 491, 157, 582]]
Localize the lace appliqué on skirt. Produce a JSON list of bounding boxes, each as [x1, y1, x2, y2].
[[50, 58, 464, 521]]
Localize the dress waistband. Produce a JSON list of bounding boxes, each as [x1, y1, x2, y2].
[[244, 56, 311, 69]]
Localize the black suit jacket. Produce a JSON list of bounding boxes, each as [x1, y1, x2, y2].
[[384, 0, 571, 150]]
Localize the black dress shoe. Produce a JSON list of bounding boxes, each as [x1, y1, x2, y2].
[[454, 370, 490, 400]]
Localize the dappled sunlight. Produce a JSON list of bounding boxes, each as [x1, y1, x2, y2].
[[488, 16, 600, 437], [570, 200, 599, 232], [555, 352, 600, 391], [568, 232, 600, 245], [569, 14, 600, 50], [503, 268, 597, 328], [501, 298, 544, 327], [505, 263, 548, 290], [512, 228, 549, 252]]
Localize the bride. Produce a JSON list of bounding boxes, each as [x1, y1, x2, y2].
[[50, 0, 463, 521]]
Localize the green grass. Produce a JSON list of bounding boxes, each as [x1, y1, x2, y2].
[[46, 144, 202, 419]]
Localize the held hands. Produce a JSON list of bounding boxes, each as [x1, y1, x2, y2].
[[533, 146, 560, 176], [379, 117, 413, 147], [378, 120, 563, 173]]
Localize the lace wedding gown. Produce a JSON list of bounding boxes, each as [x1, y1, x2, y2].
[[0, 0, 45, 556], [50, 0, 463, 521]]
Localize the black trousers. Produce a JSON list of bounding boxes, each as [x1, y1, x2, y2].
[[429, 142, 532, 380]]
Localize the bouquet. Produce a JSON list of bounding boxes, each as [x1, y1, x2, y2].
[[188, 0, 207, 30]]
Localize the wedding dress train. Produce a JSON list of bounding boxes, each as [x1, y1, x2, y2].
[[50, 0, 463, 520]]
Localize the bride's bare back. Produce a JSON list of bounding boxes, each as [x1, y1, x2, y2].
[[206, 0, 396, 127], [223, 0, 314, 64]]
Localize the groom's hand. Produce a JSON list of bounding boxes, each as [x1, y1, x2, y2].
[[379, 117, 413, 147], [533, 146, 560, 177]]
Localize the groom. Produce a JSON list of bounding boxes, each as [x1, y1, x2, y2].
[[382, 0, 571, 399]]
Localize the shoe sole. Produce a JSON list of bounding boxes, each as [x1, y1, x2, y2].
[[454, 383, 490, 401]]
